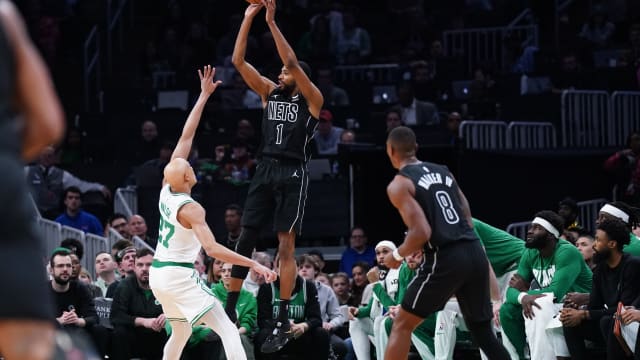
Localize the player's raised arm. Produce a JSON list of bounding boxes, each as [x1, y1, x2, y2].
[[0, 1, 65, 160], [171, 65, 221, 162], [178, 202, 277, 282], [264, 0, 323, 117], [232, 3, 276, 102]]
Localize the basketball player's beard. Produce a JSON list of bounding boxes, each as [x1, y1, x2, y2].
[[592, 248, 611, 265], [280, 83, 295, 96], [525, 234, 549, 249]]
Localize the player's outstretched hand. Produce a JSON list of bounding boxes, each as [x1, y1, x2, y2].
[[252, 262, 277, 283], [262, 0, 276, 23], [244, 3, 263, 18], [198, 65, 222, 96]]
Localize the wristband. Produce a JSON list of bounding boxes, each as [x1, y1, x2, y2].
[[392, 249, 404, 261], [517, 292, 527, 304]]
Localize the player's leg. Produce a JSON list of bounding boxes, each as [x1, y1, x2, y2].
[[385, 309, 425, 360], [227, 164, 273, 321], [276, 229, 296, 315], [456, 241, 510, 360], [500, 302, 526, 359], [150, 273, 191, 360], [262, 161, 309, 352], [387, 248, 457, 360], [162, 319, 192, 360], [199, 303, 247, 360], [349, 317, 374, 360]]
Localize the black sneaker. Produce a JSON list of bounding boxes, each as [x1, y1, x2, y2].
[[260, 321, 294, 353]]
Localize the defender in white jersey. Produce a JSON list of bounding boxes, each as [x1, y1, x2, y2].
[[148, 65, 277, 360]]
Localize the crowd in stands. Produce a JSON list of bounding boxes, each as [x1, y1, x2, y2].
[[27, 198, 640, 359]]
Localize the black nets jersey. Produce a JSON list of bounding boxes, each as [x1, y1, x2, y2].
[[259, 88, 318, 161], [398, 161, 477, 249]]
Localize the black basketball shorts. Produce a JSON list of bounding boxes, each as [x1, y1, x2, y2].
[[241, 157, 309, 235], [402, 239, 493, 323]]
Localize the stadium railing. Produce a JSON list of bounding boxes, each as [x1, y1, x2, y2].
[[38, 218, 62, 258], [506, 122, 557, 150], [459, 120, 508, 150], [610, 91, 640, 147], [561, 90, 610, 148], [443, 25, 538, 74], [114, 186, 137, 219], [506, 221, 530, 240]]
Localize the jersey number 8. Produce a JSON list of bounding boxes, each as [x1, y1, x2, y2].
[[435, 191, 460, 224]]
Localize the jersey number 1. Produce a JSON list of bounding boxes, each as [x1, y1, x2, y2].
[[158, 215, 175, 248], [275, 123, 284, 145]]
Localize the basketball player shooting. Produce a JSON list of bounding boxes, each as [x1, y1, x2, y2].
[[226, 0, 324, 354]]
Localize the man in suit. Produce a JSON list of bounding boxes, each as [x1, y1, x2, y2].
[[395, 81, 439, 127]]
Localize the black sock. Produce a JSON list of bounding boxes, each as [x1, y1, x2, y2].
[[225, 291, 240, 321], [277, 299, 290, 325]]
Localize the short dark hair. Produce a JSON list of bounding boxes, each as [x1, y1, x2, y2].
[[61, 238, 84, 261], [225, 204, 243, 216], [597, 218, 631, 251], [50, 248, 72, 268], [136, 248, 155, 259], [298, 61, 312, 78], [63, 186, 82, 199], [387, 126, 417, 156], [108, 213, 128, 225], [534, 210, 565, 239]]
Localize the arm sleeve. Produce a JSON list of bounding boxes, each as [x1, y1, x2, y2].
[[303, 280, 323, 329], [256, 284, 272, 330], [506, 251, 534, 304], [109, 281, 135, 326], [528, 247, 584, 300], [372, 282, 397, 308], [356, 296, 373, 319], [62, 170, 105, 193]]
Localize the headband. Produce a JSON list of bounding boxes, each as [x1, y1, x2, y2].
[[375, 240, 397, 252], [532, 217, 560, 238], [600, 204, 630, 223]]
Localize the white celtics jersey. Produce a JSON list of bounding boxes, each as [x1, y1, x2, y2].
[[154, 184, 201, 263]]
